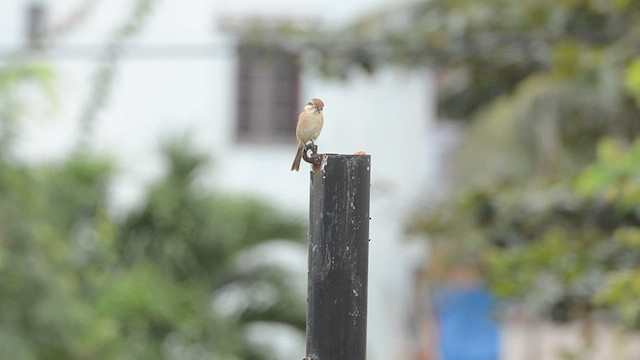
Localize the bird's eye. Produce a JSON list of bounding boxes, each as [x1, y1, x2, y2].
[[307, 102, 313, 106]]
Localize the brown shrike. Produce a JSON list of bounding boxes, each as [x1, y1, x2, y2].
[[291, 98, 324, 172]]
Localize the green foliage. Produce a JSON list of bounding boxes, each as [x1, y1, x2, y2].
[[597, 269, 640, 325], [625, 58, 640, 106], [0, 67, 305, 358], [0, 139, 306, 359], [234, 0, 640, 122], [119, 141, 307, 345], [0, 152, 117, 359], [0, 63, 56, 156], [413, 137, 640, 327], [0, 1, 307, 357], [576, 138, 640, 206], [297, 0, 640, 330]]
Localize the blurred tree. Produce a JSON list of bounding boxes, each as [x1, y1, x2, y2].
[[230, 0, 640, 127], [0, 136, 305, 360], [233, 0, 640, 340], [78, 0, 157, 145], [0, 63, 55, 157], [364, 0, 640, 339], [0, 63, 305, 360], [116, 138, 306, 359], [0, 0, 307, 358], [0, 149, 119, 358]]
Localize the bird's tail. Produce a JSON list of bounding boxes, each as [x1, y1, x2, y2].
[[291, 144, 303, 172]]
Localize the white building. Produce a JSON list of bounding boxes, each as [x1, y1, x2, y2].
[[1, 0, 436, 359]]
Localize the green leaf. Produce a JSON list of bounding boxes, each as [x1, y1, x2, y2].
[[625, 58, 640, 106]]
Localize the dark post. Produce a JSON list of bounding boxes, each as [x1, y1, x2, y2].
[[305, 154, 371, 360]]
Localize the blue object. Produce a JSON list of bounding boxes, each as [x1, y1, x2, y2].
[[435, 285, 500, 360]]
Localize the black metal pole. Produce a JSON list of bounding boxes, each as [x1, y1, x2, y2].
[[305, 154, 371, 360]]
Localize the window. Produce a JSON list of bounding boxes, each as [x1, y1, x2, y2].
[[235, 44, 300, 143]]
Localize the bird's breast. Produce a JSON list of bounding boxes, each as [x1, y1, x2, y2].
[[297, 112, 324, 142]]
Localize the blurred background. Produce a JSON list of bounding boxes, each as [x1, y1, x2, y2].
[[2, 0, 640, 359]]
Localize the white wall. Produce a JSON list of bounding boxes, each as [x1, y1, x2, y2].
[[503, 321, 640, 360]]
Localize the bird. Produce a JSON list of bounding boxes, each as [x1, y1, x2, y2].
[[291, 98, 324, 172]]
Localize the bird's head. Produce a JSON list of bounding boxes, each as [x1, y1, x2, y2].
[[305, 98, 324, 113]]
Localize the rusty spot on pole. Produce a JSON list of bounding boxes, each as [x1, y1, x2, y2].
[[302, 143, 323, 173]]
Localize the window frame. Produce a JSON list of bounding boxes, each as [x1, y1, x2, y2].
[[234, 44, 300, 145]]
